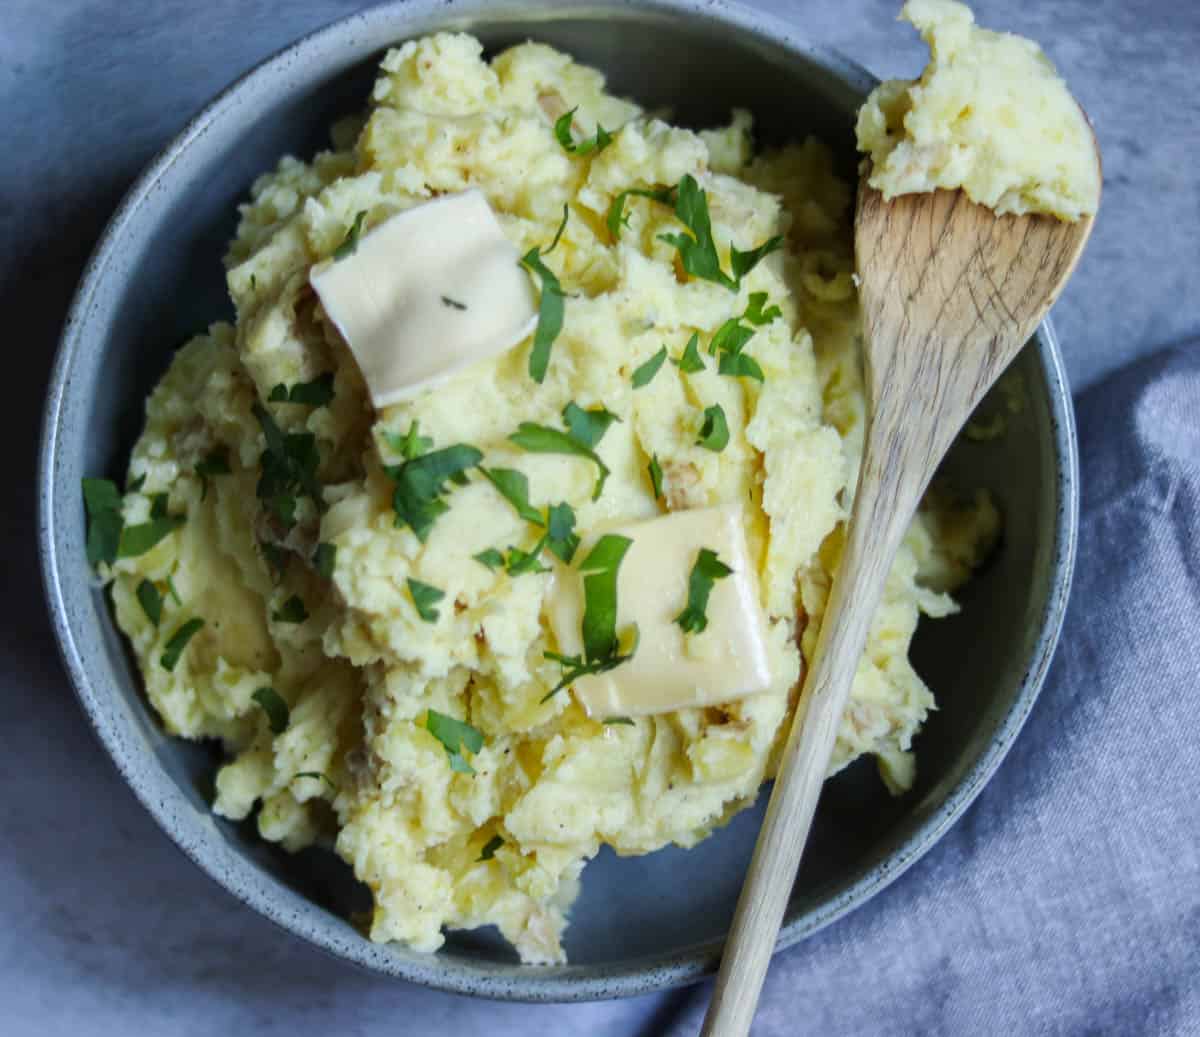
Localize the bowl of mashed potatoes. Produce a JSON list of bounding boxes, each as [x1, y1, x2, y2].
[[39, 0, 1078, 1000]]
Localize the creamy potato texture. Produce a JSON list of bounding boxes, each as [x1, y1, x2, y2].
[[856, 0, 1100, 220], [100, 35, 998, 963]]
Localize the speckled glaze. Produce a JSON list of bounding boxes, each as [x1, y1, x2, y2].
[[37, 0, 1078, 1002]]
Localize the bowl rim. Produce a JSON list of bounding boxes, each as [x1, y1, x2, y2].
[[37, 0, 1079, 1003]]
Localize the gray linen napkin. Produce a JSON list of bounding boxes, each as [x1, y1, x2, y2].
[[650, 343, 1200, 1035]]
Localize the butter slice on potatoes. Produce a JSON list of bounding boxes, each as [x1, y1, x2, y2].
[[310, 190, 537, 408], [546, 506, 773, 718]]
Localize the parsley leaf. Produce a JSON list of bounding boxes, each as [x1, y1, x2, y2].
[[384, 421, 434, 461], [267, 373, 335, 407], [82, 478, 123, 567], [562, 401, 620, 449], [658, 175, 782, 290], [425, 709, 484, 774], [477, 834, 505, 861], [744, 291, 782, 326], [710, 312, 766, 382], [674, 332, 705, 373], [387, 444, 483, 541], [479, 467, 545, 526], [118, 512, 184, 559], [473, 548, 505, 571], [272, 595, 308, 624], [160, 618, 204, 672], [545, 502, 579, 564], [127, 473, 146, 493], [717, 351, 765, 382], [166, 575, 182, 605], [520, 243, 565, 384], [631, 346, 668, 388], [408, 578, 445, 622], [136, 579, 163, 626], [253, 403, 322, 529], [647, 454, 664, 500], [578, 534, 633, 664], [195, 447, 231, 500], [252, 686, 289, 734], [697, 404, 730, 451], [607, 185, 676, 241], [545, 203, 570, 255], [440, 295, 468, 311], [675, 548, 733, 634], [503, 542, 550, 576], [509, 421, 611, 500], [553, 107, 614, 156], [313, 542, 337, 580], [332, 210, 367, 260], [603, 716, 636, 726]]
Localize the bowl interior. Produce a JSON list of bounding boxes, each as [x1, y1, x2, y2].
[[40, 0, 1073, 1000]]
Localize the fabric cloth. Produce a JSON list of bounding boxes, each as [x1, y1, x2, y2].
[[654, 342, 1200, 1035]]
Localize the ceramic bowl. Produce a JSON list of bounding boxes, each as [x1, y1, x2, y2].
[[37, 0, 1078, 1001]]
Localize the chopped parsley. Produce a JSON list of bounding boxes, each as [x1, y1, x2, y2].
[[479, 467, 544, 526], [607, 185, 677, 241], [253, 403, 322, 529], [272, 595, 308, 624], [425, 709, 484, 774], [313, 542, 337, 580], [127, 473, 146, 493], [509, 417, 612, 501], [744, 291, 782, 326], [675, 548, 733, 634], [118, 505, 185, 559], [545, 501, 579, 564], [82, 478, 123, 567], [658, 174, 782, 291], [502, 544, 549, 576], [440, 295, 468, 311], [332, 210, 367, 260], [195, 447, 231, 500], [473, 548, 505, 571], [542, 534, 636, 702], [631, 346, 668, 388], [252, 686, 289, 734], [647, 454, 664, 500], [477, 834, 505, 861], [553, 107, 613, 156], [267, 373, 335, 407], [562, 401, 620, 449], [674, 332, 705, 373], [696, 404, 730, 452], [384, 421, 434, 461], [136, 579, 163, 626], [520, 248, 565, 384], [387, 443, 483, 541], [603, 716, 636, 726], [407, 578, 445, 622], [166, 575, 182, 605], [160, 618, 204, 672]]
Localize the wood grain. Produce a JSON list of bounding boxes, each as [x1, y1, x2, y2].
[[701, 184, 1095, 1037]]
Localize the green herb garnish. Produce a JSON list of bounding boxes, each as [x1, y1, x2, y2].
[[118, 511, 185, 559], [477, 834, 505, 861], [272, 595, 308, 624], [261, 541, 288, 577], [647, 454, 664, 500], [313, 542, 337, 580], [332, 210, 367, 260], [603, 716, 636, 726], [696, 404, 730, 452], [631, 346, 668, 388], [127, 473, 146, 493], [440, 295, 468, 311], [267, 373, 335, 407], [545, 501, 579, 564], [503, 544, 549, 576], [384, 421, 434, 461], [520, 243, 565, 384], [744, 291, 782, 325], [195, 447, 231, 500], [253, 403, 322, 529], [473, 548, 505, 571], [408, 578, 445, 623], [674, 332, 705, 373], [387, 443, 483, 541], [425, 709, 484, 774], [675, 548, 733, 634], [82, 478, 124, 567], [607, 185, 676, 241], [553, 107, 614, 156], [136, 579, 163, 626], [252, 686, 289, 734], [658, 174, 781, 291], [166, 575, 182, 605], [562, 401, 620, 449], [509, 421, 611, 501], [160, 618, 204, 672], [479, 467, 545, 526]]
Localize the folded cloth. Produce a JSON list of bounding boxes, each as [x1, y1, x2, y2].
[[654, 343, 1200, 1035]]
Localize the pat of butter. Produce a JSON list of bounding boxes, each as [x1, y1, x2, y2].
[[310, 191, 537, 409], [546, 506, 773, 717]]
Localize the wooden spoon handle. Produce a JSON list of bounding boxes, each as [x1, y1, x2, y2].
[[701, 432, 918, 1037]]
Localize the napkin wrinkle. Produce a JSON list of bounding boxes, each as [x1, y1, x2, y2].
[[659, 341, 1200, 1036]]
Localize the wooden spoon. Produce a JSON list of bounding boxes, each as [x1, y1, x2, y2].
[[701, 181, 1097, 1036]]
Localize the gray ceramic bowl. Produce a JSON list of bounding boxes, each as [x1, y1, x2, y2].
[[37, 0, 1078, 1002]]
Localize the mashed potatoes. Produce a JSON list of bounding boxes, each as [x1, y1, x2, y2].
[[96, 34, 998, 963], [856, 0, 1100, 220]]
